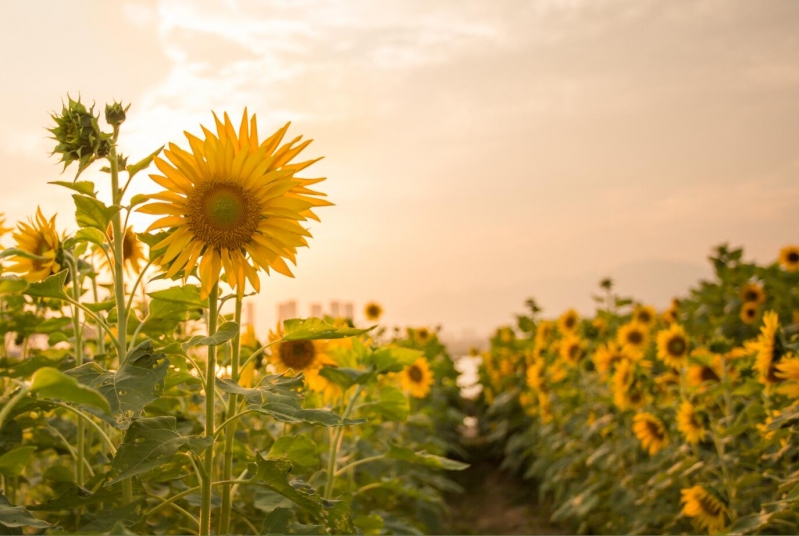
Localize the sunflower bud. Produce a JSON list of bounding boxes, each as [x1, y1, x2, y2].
[[105, 101, 129, 127], [48, 95, 109, 177]]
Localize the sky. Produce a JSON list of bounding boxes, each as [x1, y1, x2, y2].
[[1, 0, 798, 338]]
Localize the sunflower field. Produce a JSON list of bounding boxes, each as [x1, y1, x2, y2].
[[476, 245, 799, 534], [0, 97, 468, 535]]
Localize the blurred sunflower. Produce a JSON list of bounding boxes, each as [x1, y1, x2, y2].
[[593, 341, 630, 378], [740, 302, 759, 325], [676, 401, 706, 444], [775, 356, 799, 397], [268, 323, 337, 392], [656, 323, 689, 368], [538, 391, 553, 423], [632, 412, 668, 455], [0, 213, 12, 244], [633, 304, 657, 327], [6, 207, 63, 282], [739, 282, 765, 304], [98, 224, 146, 275], [559, 335, 584, 366], [401, 357, 433, 398], [139, 110, 330, 299], [755, 311, 783, 385], [617, 321, 649, 353], [662, 298, 680, 324], [756, 410, 781, 442], [535, 320, 555, 345], [680, 486, 727, 534], [547, 361, 569, 383], [414, 327, 432, 345], [363, 302, 383, 322], [592, 316, 608, 335], [558, 309, 579, 334], [518, 391, 537, 417], [526, 361, 545, 391], [612, 359, 647, 410], [779, 246, 799, 272]]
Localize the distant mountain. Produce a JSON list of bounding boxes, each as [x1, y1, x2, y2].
[[398, 258, 711, 338]]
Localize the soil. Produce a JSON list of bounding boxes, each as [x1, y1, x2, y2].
[[443, 457, 568, 535]]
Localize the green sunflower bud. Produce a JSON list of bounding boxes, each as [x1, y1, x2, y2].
[[105, 101, 130, 127], [48, 95, 110, 178]]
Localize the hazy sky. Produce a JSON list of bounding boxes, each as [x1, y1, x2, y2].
[[1, 0, 798, 337]]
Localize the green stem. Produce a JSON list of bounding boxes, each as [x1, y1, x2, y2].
[[214, 409, 260, 439], [89, 270, 106, 358], [67, 256, 85, 487], [324, 384, 365, 499], [219, 296, 243, 536], [199, 283, 219, 536], [335, 454, 386, 476], [50, 401, 117, 455], [124, 258, 154, 321], [0, 386, 30, 433]]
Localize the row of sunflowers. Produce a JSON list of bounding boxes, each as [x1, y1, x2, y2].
[[476, 244, 799, 534], [0, 96, 466, 535]]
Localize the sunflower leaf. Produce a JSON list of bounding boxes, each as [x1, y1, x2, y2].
[[24, 270, 69, 300], [72, 228, 107, 249], [147, 284, 204, 308], [0, 277, 28, 295], [182, 321, 239, 351], [73, 194, 121, 232], [0, 446, 36, 477], [0, 493, 53, 531], [386, 444, 469, 471], [126, 145, 164, 179], [49, 180, 97, 198], [30, 367, 111, 414], [281, 318, 375, 341]]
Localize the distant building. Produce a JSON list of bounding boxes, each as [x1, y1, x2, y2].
[[310, 303, 322, 317], [277, 300, 297, 322], [330, 301, 340, 317], [343, 303, 353, 319]]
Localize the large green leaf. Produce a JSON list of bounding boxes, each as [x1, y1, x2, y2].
[[366, 347, 421, 373], [147, 285, 204, 308], [369, 386, 410, 422], [24, 270, 69, 300], [268, 435, 319, 470], [216, 376, 364, 427], [0, 277, 27, 296], [109, 416, 212, 484], [126, 145, 164, 179], [281, 318, 374, 341], [260, 507, 325, 535], [73, 194, 120, 232], [28, 484, 120, 512], [0, 350, 71, 379], [0, 447, 36, 477], [0, 493, 52, 531], [30, 367, 110, 414], [182, 321, 239, 351], [49, 180, 96, 198], [386, 444, 468, 471], [66, 341, 169, 429], [248, 454, 355, 534], [72, 228, 107, 249]]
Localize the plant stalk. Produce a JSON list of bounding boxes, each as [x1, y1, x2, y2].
[[68, 256, 85, 487], [219, 296, 243, 535], [199, 283, 219, 536]]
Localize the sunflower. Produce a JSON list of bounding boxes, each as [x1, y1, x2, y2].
[[779, 246, 799, 272], [364, 302, 383, 321], [656, 323, 689, 368], [662, 298, 680, 325], [526, 361, 545, 391], [414, 327, 432, 345], [680, 486, 727, 533], [535, 320, 555, 345], [739, 282, 765, 304], [676, 401, 706, 444], [98, 224, 147, 275], [756, 410, 781, 442], [401, 357, 434, 398], [267, 323, 336, 392], [593, 341, 630, 378], [632, 412, 668, 455], [0, 213, 12, 244], [591, 316, 608, 335], [559, 335, 584, 366], [518, 391, 537, 417], [686, 354, 722, 390], [538, 391, 553, 423], [617, 321, 649, 353], [139, 110, 330, 299], [776, 355, 799, 397], [633, 304, 657, 327], [612, 360, 648, 411], [755, 311, 783, 385], [547, 360, 569, 383], [6, 207, 63, 282], [558, 309, 579, 334], [740, 302, 759, 325]]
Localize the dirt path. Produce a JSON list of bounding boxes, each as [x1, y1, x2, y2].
[[443, 459, 568, 535]]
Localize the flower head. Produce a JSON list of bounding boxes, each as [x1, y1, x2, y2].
[[681, 486, 727, 533], [558, 309, 579, 334], [593, 341, 632, 378], [617, 321, 649, 353], [559, 335, 584, 366], [632, 412, 668, 455], [677, 401, 706, 444], [779, 246, 799, 272], [740, 302, 759, 325], [6, 208, 63, 282], [656, 323, 690, 368], [268, 323, 336, 392], [140, 110, 330, 299], [755, 311, 783, 385], [401, 357, 434, 398], [739, 282, 765, 304], [633, 304, 657, 327], [364, 302, 383, 322]]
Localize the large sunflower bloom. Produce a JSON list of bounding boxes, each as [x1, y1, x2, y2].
[[755, 311, 782, 385], [593, 341, 631, 378], [558, 309, 579, 334], [779, 246, 799, 272], [364, 302, 383, 322], [139, 110, 330, 298], [617, 321, 649, 354], [739, 282, 765, 304], [681, 486, 727, 533], [559, 334, 584, 366], [267, 323, 336, 392], [401, 357, 434, 398], [676, 401, 706, 444], [632, 412, 668, 455], [633, 304, 657, 327], [656, 323, 690, 368], [6, 208, 63, 282], [775, 355, 799, 397]]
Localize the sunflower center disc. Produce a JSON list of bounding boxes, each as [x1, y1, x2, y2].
[[408, 365, 423, 382], [188, 181, 260, 250], [790, 252, 799, 263], [279, 340, 316, 370], [667, 337, 686, 357], [628, 331, 643, 345]]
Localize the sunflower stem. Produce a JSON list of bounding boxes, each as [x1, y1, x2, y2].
[[324, 384, 364, 499], [200, 283, 219, 536], [67, 255, 85, 488], [219, 296, 243, 535], [108, 128, 133, 506]]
